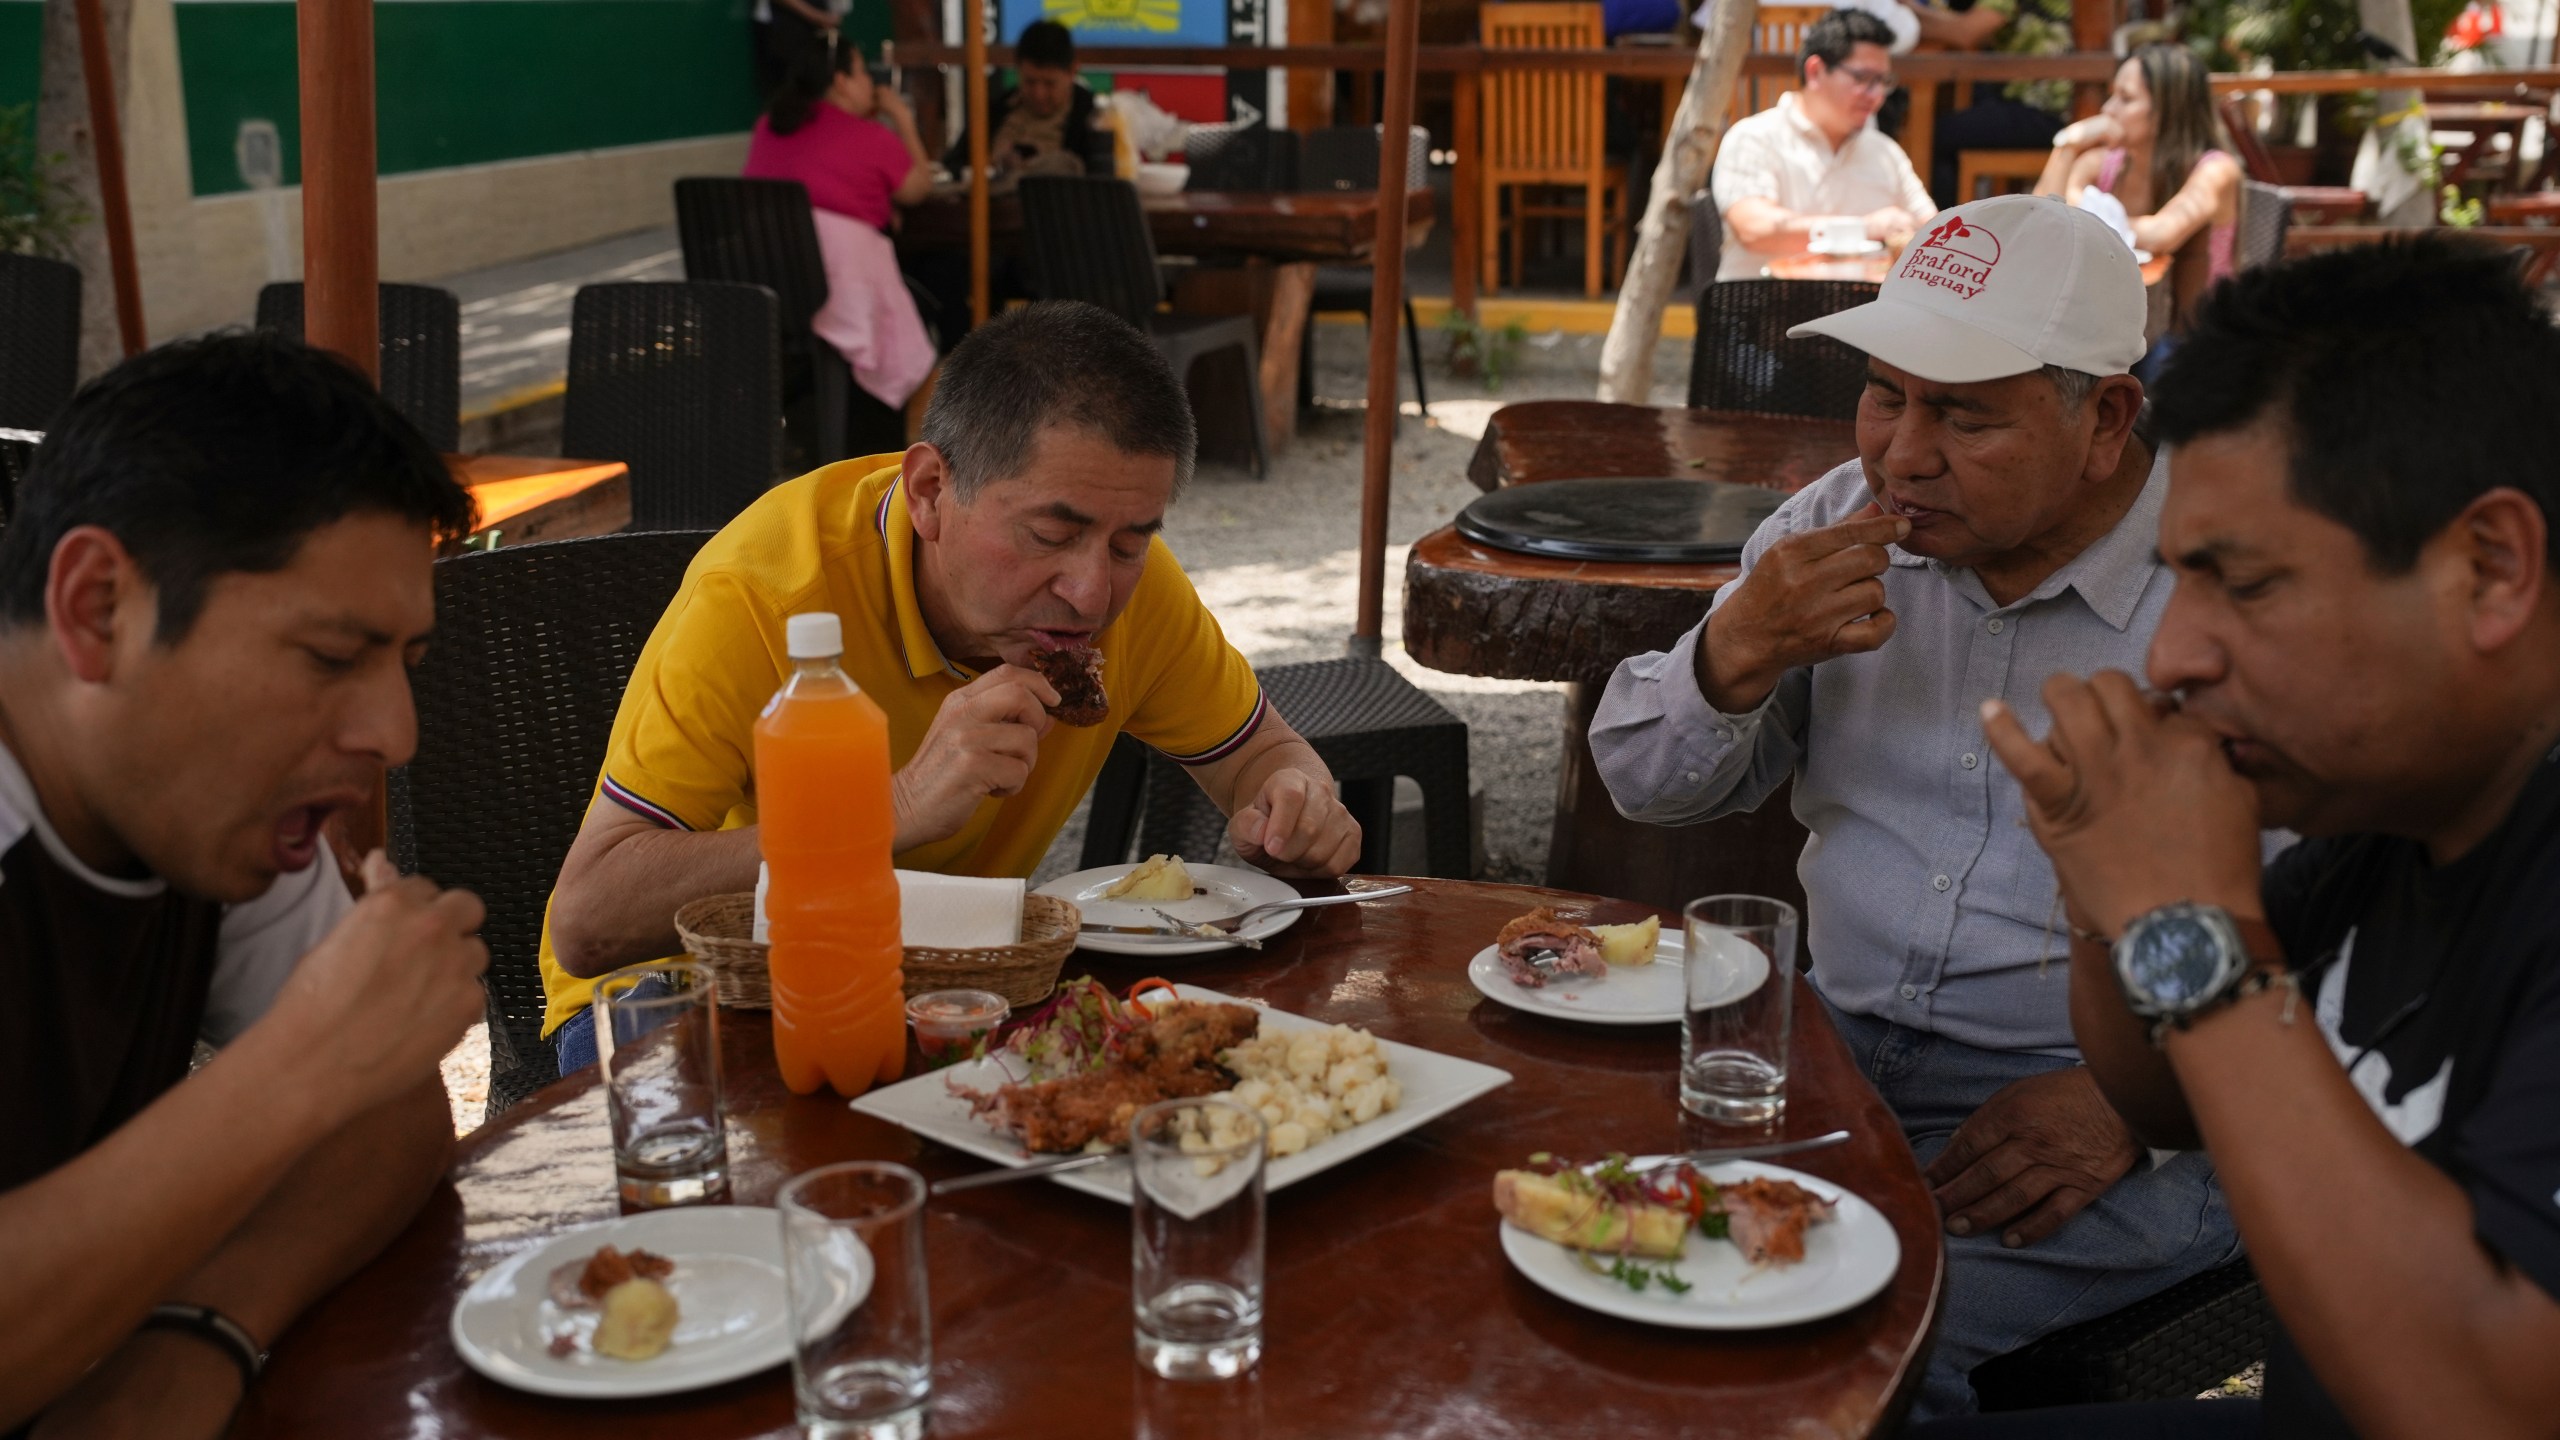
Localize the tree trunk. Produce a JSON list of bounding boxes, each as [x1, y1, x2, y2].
[[1596, 0, 1758, 404], [2351, 0, 2437, 226], [38, 0, 133, 380]]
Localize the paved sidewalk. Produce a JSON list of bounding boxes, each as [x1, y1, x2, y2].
[[444, 227, 683, 417]]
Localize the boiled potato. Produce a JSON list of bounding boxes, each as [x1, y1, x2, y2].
[[592, 1277, 679, 1360], [1592, 915, 1661, 967], [1104, 854, 1194, 901]]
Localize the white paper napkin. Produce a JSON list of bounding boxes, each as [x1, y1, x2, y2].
[[751, 866, 1024, 948]]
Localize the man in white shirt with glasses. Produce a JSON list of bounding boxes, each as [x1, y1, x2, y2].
[[1712, 7, 1937, 281]]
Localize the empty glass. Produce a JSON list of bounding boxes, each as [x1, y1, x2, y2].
[[595, 959, 729, 1209], [780, 1162, 933, 1440], [1130, 1098, 1266, 1380], [1680, 895, 1799, 1125]]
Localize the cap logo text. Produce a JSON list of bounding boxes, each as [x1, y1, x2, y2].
[[1898, 216, 2003, 299]]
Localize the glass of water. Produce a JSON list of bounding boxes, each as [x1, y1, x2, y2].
[[1130, 1097, 1266, 1381], [1680, 895, 1799, 1125], [595, 959, 730, 1210], [779, 1162, 932, 1440]]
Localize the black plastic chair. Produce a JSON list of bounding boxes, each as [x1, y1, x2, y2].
[[255, 281, 462, 451], [1299, 124, 1431, 420], [0, 429, 35, 532], [2236, 178, 2293, 274], [0, 253, 82, 433], [1972, 1260, 2272, 1410], [389, 530, 714, 1120], [1184, 121, 1298, 192], [672, 176, 905, 465], [562, 281, 784, 531], [1689, 278, 1878, 419], [1019, 176, 1269, 476], [1081, 658, 1471, 878]]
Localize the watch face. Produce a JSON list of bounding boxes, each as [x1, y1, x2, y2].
[[2125, 915, 2228, 1009]]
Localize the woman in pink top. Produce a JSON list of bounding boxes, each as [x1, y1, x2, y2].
[[744, 36, 939, 428], [2035, 42, 2243, 335]]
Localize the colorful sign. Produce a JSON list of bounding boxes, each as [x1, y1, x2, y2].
[[1002, 0, 1224, 45]]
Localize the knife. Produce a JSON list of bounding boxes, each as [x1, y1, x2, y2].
[[929, 1151, 1117, 1196], [1670, 1128, 1852, 1167], [1077, 922, 1262, 950]]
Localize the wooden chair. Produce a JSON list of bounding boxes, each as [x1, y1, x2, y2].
[[1732, 4, 1836, 121], [1955, 149, 2051, 202], [1480, 3, 1627, 298], [2215, 97, 2373, 225]]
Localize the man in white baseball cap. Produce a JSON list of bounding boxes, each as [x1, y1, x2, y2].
[[1593, 195, 2251, 1417]]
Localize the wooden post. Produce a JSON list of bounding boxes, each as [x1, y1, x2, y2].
[[1594, 0, 1756, 403], [1452, 68, 1479, 320], [966, 0, 991, 325], [299, 0, 384, 867], [298, 0, 379, 384], [1286, 0, 1333, 129], [71, 0, 144, 357], [1351, 0, 1421, 652]]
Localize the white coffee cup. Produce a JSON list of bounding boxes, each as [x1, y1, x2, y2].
[[1810, 216, 1869, 254]]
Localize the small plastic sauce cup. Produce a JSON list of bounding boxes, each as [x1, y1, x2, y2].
[[906, 989, 1010, 1067]]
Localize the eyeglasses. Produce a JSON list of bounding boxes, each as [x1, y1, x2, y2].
[[1834, 64, 1896, 93]]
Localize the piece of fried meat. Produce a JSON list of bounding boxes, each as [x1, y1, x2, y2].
[[1494, 907, 1607, 988], [982, 1000, 1260, 1153], [1716, 1176, 1836, 1266], [1029, 645, 1109, 726]]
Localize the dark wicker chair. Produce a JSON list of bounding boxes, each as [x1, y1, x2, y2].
[[389, 530, 713, 1120], [1300, 124, 1431, 419], [0, 253, 82, 433], [1184, 121, 1298, 192], [1081, 657, 1471, 878], [255, 281, 462, 451], [1972, 1260, 2273, 1410], [673, 176, 905, 464], [0, 430, 35, 532], [2236, 178, 2293, 274], [1689, 278, 1878, 419], [562, 281, 784, 531], [1019, 175, 1269, 476]]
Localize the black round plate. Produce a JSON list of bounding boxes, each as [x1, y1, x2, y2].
[[1455, 477, 1784, 564]]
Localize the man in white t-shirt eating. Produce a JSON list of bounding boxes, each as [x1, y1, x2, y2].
[[0, 334, 490, 1436], [1712, 8, 1938, 281]]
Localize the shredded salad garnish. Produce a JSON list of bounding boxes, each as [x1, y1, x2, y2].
[[1525, 1151, 1726, 1293], [971, 976, 1182, 1084]]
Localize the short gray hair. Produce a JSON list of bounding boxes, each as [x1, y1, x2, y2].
[[919, 301, 1197, 502], [2042, 365, 2101, 413]]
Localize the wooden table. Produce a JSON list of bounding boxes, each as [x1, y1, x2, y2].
[[236, 878, 1941, 1439], [1411, 403, 1857, 912], [2287, 222, 2560, 286], [900, 187, 1435, 451], [1765, 251, 2175, 342], [449, 454, 632, 549]]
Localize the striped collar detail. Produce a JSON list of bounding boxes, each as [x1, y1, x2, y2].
[[1158, 688, 1269, 767], [876, 473, 965, 682], [600, 775, 692, 831]]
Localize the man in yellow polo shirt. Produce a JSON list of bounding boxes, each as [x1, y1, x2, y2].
[[539, 301, 1361, 1071]]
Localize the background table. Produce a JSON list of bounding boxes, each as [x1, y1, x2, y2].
[[1412, 402, 1855, 911], [236, 878, 1941, 1440], [450, 454, 631, 548], [901, 187, 1435, 450]]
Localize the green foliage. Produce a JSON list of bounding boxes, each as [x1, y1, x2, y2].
[[2183, 0, 2470, 142], [0, 104, 85, 260], [1441, 310, 1532, 391]]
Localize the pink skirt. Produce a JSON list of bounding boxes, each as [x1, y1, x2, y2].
[[809, 208, 936, 410]]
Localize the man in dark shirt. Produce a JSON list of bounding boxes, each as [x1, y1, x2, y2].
[[1936, 237, 2560, 1437], [939, 20, 1113, 182], [0, 335, 490, 1436]]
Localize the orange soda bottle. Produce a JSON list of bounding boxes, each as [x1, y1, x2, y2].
[[754, 612, 906, 1097]]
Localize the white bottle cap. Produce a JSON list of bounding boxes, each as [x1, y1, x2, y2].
[[785, 612, 843, 660]]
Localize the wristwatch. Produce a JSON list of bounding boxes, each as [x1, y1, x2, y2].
[[2109, 903, 2287, 1044]]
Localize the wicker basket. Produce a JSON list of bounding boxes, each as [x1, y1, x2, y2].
[[672, 891, 1081, 1012]]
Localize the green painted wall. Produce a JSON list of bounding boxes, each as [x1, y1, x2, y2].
[[1, 3, 41, 115], [175, 0, 781, 195]]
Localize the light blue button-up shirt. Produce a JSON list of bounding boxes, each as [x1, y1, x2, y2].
[[1590, 454, 2173, 1056]]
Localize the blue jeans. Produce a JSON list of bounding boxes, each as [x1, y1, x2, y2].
[[550, 974, 672, 1077], [1819, 996, 2244, 1421]]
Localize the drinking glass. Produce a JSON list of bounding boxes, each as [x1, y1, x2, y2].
[[595, 960, 730, 1209], [780, 1163, 933, 1440], [1680, 895, 1799, 1125], [1129, 1097, 1266, 1381]]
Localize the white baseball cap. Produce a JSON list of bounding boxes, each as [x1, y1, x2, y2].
[[1787, 194, 2146, 384]]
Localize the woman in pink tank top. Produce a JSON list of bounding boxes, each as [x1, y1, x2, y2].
[[2034, 42, 2244, 335]]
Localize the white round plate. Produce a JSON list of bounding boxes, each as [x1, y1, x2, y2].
[[1808, 237, 1884, 256], [452, 1205, 841, 1398], [1499, 1159, 1900, 1330], [1467, 930, 1686, 1025], [1035, 862, 1304, 957]]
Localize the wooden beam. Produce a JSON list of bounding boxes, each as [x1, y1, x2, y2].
[[965, 0, 990, 325], [72, 0, 144, 357], [1451, 69, 1479, 319], [297, 0, 379, 383], [1285, 0, 1332, 130], [1352, 0, 1420, 650]]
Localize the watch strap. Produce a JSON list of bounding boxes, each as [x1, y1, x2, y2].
[[140, 1303, 266, 1390]]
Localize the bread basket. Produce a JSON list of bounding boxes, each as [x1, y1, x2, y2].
[[672, 892, 1081, 1011]]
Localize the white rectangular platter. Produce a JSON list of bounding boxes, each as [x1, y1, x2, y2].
[[851, 983, 1513, 1205]]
